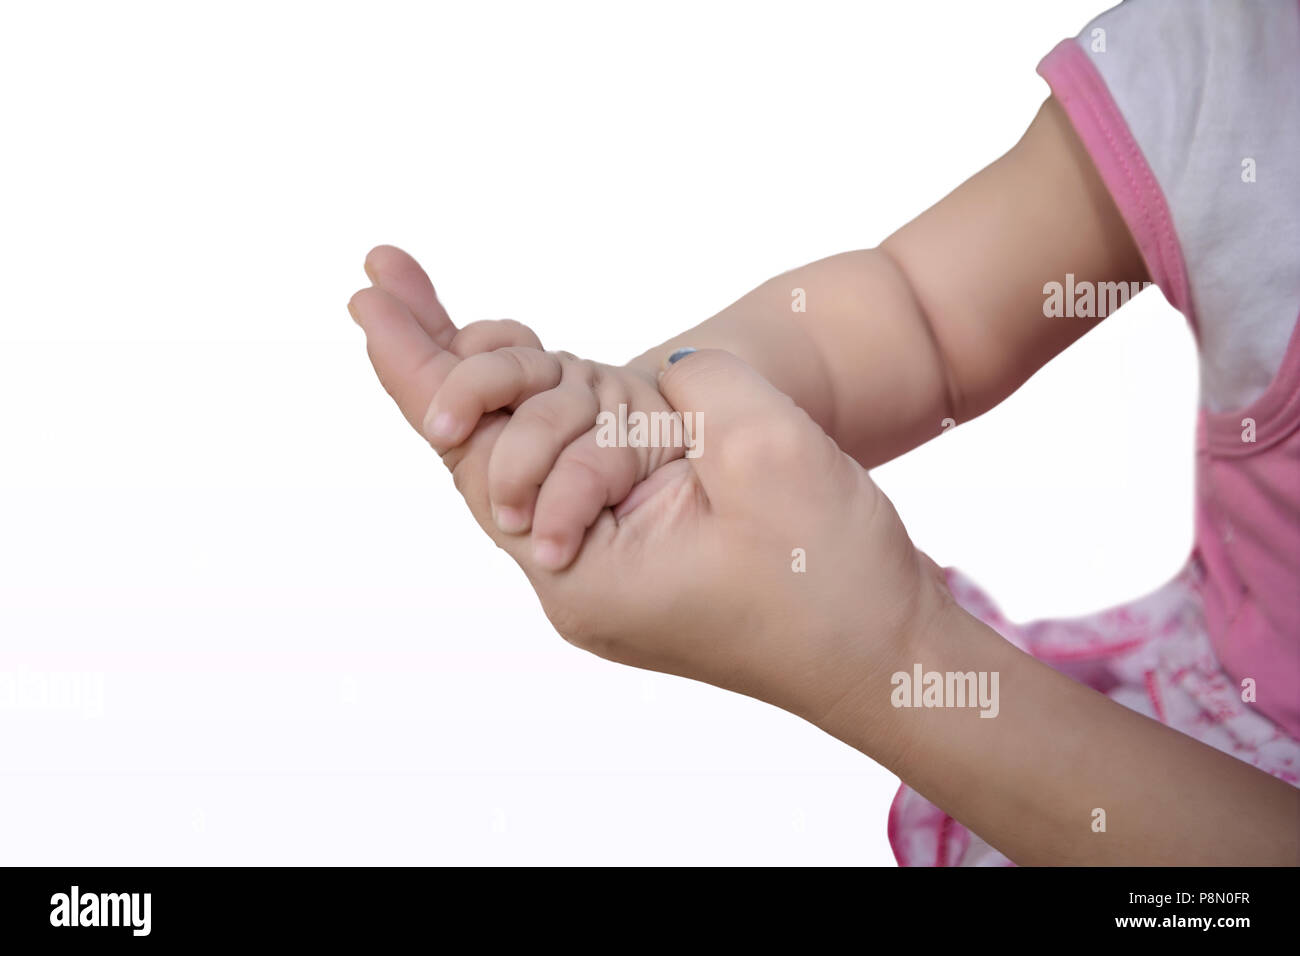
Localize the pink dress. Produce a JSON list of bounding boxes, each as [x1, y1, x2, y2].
[[890, 0, 1300, 866]]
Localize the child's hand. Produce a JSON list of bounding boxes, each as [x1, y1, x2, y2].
[[421, 342, 688, 570]]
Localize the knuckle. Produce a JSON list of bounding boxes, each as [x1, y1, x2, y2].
[[498, 319, 542, 349], [505, 346, 560, 387], [516, 391, 566, 431], [447, 321, 486, 355], [494, 349, 529, 391], [556, 449, 607, 494], [451, 319, 541, 356]]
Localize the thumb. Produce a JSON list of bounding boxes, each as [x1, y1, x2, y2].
[[656, 348, 806, 496]]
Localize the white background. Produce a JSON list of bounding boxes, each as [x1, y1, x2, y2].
[[0, 0, 1194, 864]]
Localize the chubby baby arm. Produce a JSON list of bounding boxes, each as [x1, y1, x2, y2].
[[624, 97, 1149, 470]]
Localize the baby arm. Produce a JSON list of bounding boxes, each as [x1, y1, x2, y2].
[[626, 96, 1148, 468]]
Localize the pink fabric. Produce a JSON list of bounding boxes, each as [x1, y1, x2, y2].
[[1195, 315, 1300, 741], [889, 33, 1300, 866]]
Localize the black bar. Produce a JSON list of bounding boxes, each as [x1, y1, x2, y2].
[[0, 866, 1290, 944]]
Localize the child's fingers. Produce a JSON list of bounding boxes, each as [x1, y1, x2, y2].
[[421, 347, 562, 450], [440, 410, 617, 591], [348, 285, 460, 434], [363, 245, 459, 349], [530, 430, 639, 570], [450, 319, 543, 356], [485, 380, 600, 533]]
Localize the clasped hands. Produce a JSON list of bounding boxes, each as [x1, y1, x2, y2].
[[349, 245, 948, 737]]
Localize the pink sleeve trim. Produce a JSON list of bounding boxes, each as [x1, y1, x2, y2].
[[1036, 39, 1198, 336]]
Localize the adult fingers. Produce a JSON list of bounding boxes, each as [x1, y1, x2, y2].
[[348, 284, 459, 434], [363, 244, 459, 349]]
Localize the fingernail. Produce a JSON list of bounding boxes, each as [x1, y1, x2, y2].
[[666, 347, 696, 365], [494, 505, 530, 534], [426, 411, 460, 443], [532, 537, 567, 570]]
